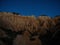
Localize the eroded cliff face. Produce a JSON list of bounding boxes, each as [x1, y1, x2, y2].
[[0, 12, 60, 45]]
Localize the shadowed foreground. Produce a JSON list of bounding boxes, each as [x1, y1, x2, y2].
[[0, 12, 60, 45]]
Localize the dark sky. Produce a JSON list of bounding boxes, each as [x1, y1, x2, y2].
[[0, 0, 60, 17]]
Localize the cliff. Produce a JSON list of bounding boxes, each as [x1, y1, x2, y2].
[[0, 12, 60, 45]]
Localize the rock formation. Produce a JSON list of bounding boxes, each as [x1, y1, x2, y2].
[[0, 12, 60, 45]]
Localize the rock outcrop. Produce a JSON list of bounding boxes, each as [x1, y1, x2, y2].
[[0, 12, 60, 45]]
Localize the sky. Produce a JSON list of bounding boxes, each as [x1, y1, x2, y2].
[[0, 0, 60, 17]]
